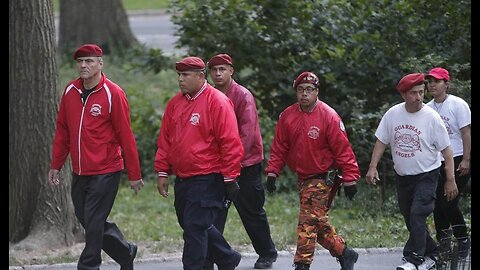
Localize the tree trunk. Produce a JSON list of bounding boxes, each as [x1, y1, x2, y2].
[[9, 0, 80, 249], [58, 0, 139, 56]]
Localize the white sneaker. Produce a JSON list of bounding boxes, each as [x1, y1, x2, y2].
[[397, 259, 417, 270], [417, 257, 435, 270]]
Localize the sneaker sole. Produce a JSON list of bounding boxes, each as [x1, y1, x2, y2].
[[254, 255, 278, 269], [254, 263, 273, 269]]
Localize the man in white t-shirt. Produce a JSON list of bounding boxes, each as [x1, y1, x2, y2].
[[425, 67, 471, 257], [365, 72, 458, 270]]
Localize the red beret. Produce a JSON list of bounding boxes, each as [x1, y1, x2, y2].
[[207, 54, 233, 68], [175, 56, 205, 72], [293, 71, 319, 89], [396, 73, 425, 93], [426, 67, 450, 81], [73, 44, 103, 59]]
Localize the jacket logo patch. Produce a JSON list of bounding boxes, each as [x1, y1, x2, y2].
[[308, 126, 320, 139], [190, 113, 200, 125], [90, 104, 102, 116]]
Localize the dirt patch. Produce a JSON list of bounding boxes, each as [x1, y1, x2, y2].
[[9, 241, 183, 267], [9, 241, 262, 267]]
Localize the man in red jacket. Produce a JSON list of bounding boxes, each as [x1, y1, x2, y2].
[[265, 71, 360, 270], [155, 56, 244, 270], [48, 44, 144, 270], [204, 53, 278, 270]]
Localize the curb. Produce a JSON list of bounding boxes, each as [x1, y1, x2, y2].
[[9, 247, 404, 269]]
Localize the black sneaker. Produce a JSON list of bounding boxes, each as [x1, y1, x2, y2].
[[121, 242, 137, 270], [254, 254, 277, 269], [457, 237, 470, 258], [337, 247, 359, 270], [293, 262, 310, 270], [218, 251, 241, 270]]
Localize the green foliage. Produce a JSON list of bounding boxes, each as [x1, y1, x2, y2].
[[168, 0, 470, 183], [169, 0, 470, 114], [130, 47, 173, 74]]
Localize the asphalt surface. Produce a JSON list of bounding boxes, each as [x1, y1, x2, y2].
[[127, 10, 185, 56], [10, 247, 406, 270], [55, 10, 185, 56]]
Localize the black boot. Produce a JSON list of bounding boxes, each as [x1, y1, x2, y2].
[[337, 246, 359, 270]]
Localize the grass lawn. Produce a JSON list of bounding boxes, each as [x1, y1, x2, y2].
[[110, 180, 404, 252]]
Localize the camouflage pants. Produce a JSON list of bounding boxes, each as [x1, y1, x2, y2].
[[294, 178, 345, 265]]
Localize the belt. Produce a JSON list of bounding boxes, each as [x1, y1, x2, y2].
[[303, 172, 329, 181]]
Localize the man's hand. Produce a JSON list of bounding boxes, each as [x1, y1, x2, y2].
[[444, 176, 458, 202], [225, 181, 240, 202], [343, 184, 357, 200], [130, 179, 144, 194], [266, 176, 277, 193], [48, 169, 60, 186], [365, 167, 380, 185], [457, 159, 470, 176], [157, 176, 169, 198]]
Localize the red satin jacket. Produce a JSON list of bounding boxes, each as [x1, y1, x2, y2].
[[266, 100, 360, 183], [50, 73, 142, 181], [155, 82, 244, 182]]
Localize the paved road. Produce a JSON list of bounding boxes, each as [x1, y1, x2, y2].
[[55, 10, 185, 56], [10, 248, 405, 270], [128, 11, 186, 56]]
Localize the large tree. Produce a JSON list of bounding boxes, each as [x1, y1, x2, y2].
[[9, 0, 80, 249], [58, 0, 139, 56]]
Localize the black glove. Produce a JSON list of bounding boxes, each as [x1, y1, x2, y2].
[[344, 184, 357, 200], [225, 181, 240, 202], [266, 176, 277, 193]]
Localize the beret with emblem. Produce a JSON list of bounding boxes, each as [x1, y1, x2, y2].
[[73, 44, 103, 59], [293, 71, 319, 89], [396, 73, 425, 93], [176, 56, 206, 72]]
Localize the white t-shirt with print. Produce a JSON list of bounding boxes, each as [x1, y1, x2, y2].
[[426, 94, 471, 158], [375, 103, 450, 176]]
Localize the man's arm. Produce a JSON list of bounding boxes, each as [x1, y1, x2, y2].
[[441, 146, 458, 201], [458, 125, 471, 176], [365, 139, 387, 185]]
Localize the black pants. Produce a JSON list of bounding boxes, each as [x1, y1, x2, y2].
[[396, 168, 439, 265], [174, 173, 239, 270], [213, 163, 277, 258], [434, 156, 471, 241], [71, 171, 131, 270]]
